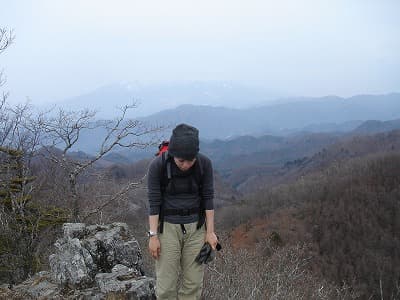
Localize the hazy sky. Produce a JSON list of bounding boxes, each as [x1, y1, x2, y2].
[[1, 0, 399, 105]]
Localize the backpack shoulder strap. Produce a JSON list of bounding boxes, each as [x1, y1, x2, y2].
[[160, 151, 172, 192], [194, 154, 206, 230], [159, 151, 172, 234], [194, 154, 204, 187]]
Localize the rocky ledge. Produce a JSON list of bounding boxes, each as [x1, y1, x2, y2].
[[0, 222, 156, 299]]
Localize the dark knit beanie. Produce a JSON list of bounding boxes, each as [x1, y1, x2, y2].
[[168, 124, 199, 160]]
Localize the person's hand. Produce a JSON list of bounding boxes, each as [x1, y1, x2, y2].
[[205, 232, 218, 250], [148, 236, 161, 259]]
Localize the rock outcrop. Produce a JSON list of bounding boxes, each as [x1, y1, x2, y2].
[[0, 223, 156, 299]]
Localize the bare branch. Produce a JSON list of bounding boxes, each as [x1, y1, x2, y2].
[[81, 173, 147, 221], [0, 28, 14, 54], [0, 27, 15, 87], [0, 71, 6, 88], [42, 108, 97, 156], [75, 105, 163, 173], [40, 103, 164, 219]]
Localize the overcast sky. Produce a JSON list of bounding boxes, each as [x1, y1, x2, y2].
[[1, 0, 399, 105]]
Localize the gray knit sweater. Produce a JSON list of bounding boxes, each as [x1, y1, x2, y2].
[[147, 152, 214, 224]]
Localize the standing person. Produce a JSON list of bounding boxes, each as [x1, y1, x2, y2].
[[147, 123, 218, 300]]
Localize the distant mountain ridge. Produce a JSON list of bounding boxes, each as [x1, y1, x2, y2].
[[53, 82, 400, 140], [212, 127, 400, 192], [55, 81, 279, 118], [48, 115, 400, 193], [352, 118, 400, 135], [63, 93, 400, 154], [140, 93, 400, 139]]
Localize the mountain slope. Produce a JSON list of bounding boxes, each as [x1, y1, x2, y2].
[[225, 151, 400, 299], [140, 93, 400, 139], [55, 81, 278, 118], [238, 129, 400, 193], [352, 118, 400, 135]]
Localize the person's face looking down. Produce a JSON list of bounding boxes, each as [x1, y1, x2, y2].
[[174, 157, 196, 171]]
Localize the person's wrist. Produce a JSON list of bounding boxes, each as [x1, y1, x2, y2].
[[147, 230, 158, 238]]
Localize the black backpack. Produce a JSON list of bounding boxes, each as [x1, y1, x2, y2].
[[158, 151, 205, 233]]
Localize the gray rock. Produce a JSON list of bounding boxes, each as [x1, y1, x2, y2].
[[86, 224, 109, 235], [126, 279, 157, 300], [63, 223, 87, 239], [82, 223, 142, 273], [49, 237, 96, 288], [4, 222, 155, 299], [7, 271, 61, 299], [95, 264, 145, 293]]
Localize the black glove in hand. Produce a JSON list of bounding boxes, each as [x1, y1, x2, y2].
[[195, 242, 222, 264]]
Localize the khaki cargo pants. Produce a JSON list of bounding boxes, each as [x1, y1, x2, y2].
[[156, 221, 205, 300]]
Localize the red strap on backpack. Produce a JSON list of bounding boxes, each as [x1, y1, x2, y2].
[[156, 141, 169, 156]]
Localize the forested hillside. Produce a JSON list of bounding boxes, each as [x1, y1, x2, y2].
[[218, 144, 400, 298]]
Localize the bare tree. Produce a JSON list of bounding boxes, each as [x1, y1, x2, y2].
[[0, 92, 45, 218], [203, 237, 359, 300], [0, 27, 14, 89], [0, 28, 13, 53], [41, 104, 163, 220], [1, 27, 15, 142], [0, 25, 164, 282], [0, 100, 58, 283]]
